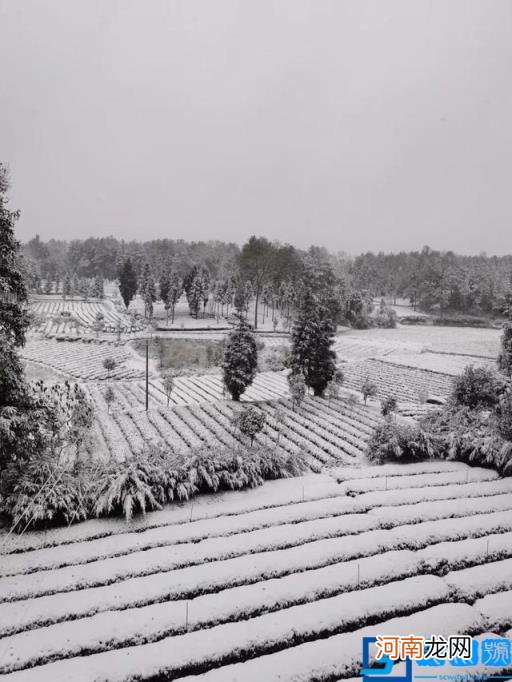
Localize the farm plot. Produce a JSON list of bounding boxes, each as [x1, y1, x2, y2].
[[82, 393, 381, 470], [333, 335, 422, 362], [341, 325, 501, 359], [343, 359, 454, 403], [0, 463, 511, 680], [379, 350, 496, 376], [85, 371, 290, 413], [21, 339, 145, 381], [30, 298, 142, 337]]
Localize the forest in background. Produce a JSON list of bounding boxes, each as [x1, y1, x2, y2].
[[22, 235, 512, 319]]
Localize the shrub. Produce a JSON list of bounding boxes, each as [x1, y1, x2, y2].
[[421, 406, 512, 476], [94, 455, 162, 521], [4, 458, 90, 531], [373, 306, 397, 329], [232, 405, 266, 446], [288, 372, 307, 409], [104, 386, 115, 413], [450, 365, 505, 409], [498, 324, 512, 378], [260, 344, 289, 372], [495, 390, 512, 441], [102, 357, 116, 377], [361, 377, 378, 405], [367, 420, 435, 464], [381, 396, 398, 417]]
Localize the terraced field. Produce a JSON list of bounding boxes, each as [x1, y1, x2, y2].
[[21, 339, 145, 381], [31, 298, 140, 337], [1, 462, 511, 680], [87, 371, 290, 408], [379, 350, 496, 376], [85, 392, 381, 470], [343, 358, 455, 402]]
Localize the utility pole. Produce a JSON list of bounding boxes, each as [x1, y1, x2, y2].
[[145, 336, 149, 411]]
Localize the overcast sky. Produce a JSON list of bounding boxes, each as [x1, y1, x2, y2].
[[1, 0, 511, 254]]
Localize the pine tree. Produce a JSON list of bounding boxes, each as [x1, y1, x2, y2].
[[0, 166, 29, 348], [159, 271, 170, 306], [160, 269, 182, 325], [498, 324, 512, 378], [167, 273, 182, 324], [92, 275, 104, 299], [200, 267, 210, 317], [143, 275, 156, 318], [62, 273, 71, 299], [223, 313, 258, 401], [0, 164, 29, 349], [290, 291, 336, 397], [71, 273, 79, 299], [139, 262, 152, 296], [118, 258, 138, 309], [186, 270, 203, 318]]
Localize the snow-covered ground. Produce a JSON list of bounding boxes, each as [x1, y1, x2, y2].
[[1, 462, 511, 680]]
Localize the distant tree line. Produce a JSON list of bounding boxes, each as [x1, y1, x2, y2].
[[352, 247, 512, 317], [22, 237, 512, 320]]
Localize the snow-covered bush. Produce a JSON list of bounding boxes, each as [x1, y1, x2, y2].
[[366, 420, 435, 464], [94, 455, 162, 521], [421, 406, 512, 476], [4, 457, 90, 530], [450, 365, 505, 409]]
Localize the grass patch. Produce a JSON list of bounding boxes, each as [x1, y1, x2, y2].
[[133, 337, 225, 371]]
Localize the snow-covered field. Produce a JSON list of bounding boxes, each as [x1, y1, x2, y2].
[[86, 391, 380, 469], [21, 339, 146, 381], [30, 298, 142, 338], [1, 463, 511, 680]]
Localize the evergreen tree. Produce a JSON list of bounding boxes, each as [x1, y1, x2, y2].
[[290, 291, 336, 397], [143, 275, 156, 318], [167, 273, 182, 324], [44, 278, 53, 295], [0, 164, 29, 347], [159, 271, 170, 306], [139, 262, 151, 295], [200, 266, 211, 317], [185, 267, 203, 318], [71, 272, 79, 299], [160, 269, 182, 324], [62, 273, 72, 299], [118, 258, 138, 309], [92, 275, 104, 299], [498, 324, 512, 378], [223, 313, 258, 401], [238, 236, 275, 329]]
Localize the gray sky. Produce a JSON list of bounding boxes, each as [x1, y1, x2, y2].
[[1, 0, 511, 254]]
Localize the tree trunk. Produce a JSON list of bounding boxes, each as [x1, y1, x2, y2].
[[254, 290, 259, 330]]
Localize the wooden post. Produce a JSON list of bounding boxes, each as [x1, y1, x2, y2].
[[145, 337, 149, 411]]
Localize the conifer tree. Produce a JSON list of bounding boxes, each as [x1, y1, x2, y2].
[[167, 273, 182, 324], [71, 272, 79, 299], [92, 275, 104, 299], [143, 275, 157, 318], [223, 313, 258, 401], [62, 273, 72, 299], [498, 324, 512, 378], [0, 165, 29, 348], [290, 291, 336, 397], [118, 258, 138, 309]]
